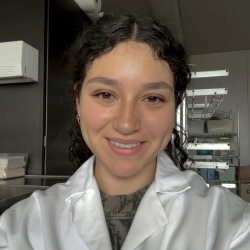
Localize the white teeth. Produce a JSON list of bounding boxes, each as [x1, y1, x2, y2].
[[110, 140, 140, 149]]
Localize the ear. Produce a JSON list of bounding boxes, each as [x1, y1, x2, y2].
[[76, 97, 80, 115], [74, 84, 80, 114]]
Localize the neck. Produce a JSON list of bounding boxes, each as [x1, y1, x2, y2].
[[94, 161, 156, 195]]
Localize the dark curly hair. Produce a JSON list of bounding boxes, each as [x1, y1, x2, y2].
[[66, 14, 191, 173]]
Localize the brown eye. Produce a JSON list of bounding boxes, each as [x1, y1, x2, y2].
[[148, 96, 158, 102], [146, 96, 164, 103], [99, 92, 113, 99]]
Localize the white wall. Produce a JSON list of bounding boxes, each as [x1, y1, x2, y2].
[[189, 50, 250, 165]]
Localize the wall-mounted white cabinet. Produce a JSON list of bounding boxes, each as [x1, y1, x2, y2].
[[0, 41, 38, 84]]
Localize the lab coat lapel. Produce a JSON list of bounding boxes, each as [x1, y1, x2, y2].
[[70, 179, 112, 250], [122, 152, 191, 250], [122, 184, 169, 250], [66, 156, 112, 250]]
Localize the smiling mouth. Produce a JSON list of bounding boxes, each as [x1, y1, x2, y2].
[[110, 140, 141, 149]]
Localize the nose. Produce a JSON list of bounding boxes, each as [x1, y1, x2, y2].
[[113, 100, 140, 135]]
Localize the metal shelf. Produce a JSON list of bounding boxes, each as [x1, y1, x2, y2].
[[190, 155, 238, 161], [187, 68, 228, 120], [187, 96, 225, 120], [205, 180, 239, 184], [185, 160, 229, 169], [187, 143, 230, 150], [190, 70, 229, 79], [189, 133, 237, 138], [187, 95, 227, 120], [186, 88, 228, 97]]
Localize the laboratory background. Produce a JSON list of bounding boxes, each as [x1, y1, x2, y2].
[[0, 0, 250, 213]]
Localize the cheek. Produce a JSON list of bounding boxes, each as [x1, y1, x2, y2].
[[80, 104, 113, 132], [144, 108, 175, 137]]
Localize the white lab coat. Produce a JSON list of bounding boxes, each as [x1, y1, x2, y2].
[[0, 151, 250, 250]]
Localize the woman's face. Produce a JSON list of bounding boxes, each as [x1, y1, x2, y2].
[[76, 42, 175, 185]]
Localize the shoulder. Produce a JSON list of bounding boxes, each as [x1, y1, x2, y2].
[[159, 170, 250, 247], [1, 182, 68, 225], [184, 170, 241, 199], [182, 170, 249, 217], [0, 182, 69, 247], [1, 156, 95, 223]]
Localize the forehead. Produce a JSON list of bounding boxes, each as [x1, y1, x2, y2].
[[85, 42, 174, 86]]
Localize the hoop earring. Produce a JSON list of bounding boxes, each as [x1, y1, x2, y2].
[[76, 115, 80, 124]]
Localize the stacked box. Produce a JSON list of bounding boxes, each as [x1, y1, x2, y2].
[[206, 119, 234, 133], [240, 183, 250, 202], [199, 169, 215, 180], [239, 166, 250, 183], [218, 167, 236, 181], [188, 120, 205, 134], [0, 154, 27, 179], [239, 166, 250, 202]]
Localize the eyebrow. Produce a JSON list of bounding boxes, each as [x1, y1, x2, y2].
[[142, 81, 173, 92], [86, 77, 119, 86], [86, 76, 173, 92]]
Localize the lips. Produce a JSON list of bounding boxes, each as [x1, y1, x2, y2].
[[110, 140, 140, 149], [107, 138, 144, 156]]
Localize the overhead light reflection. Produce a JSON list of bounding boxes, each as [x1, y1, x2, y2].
[[222, 183, 236, 188]]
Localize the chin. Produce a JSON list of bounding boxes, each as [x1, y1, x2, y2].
[[109, 165, 140, 178]]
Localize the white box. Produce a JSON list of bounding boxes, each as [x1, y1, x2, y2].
[[0, 167, 25, 179], [0, 41, 38, 84], [0, 156, 26, 169], [206, 119, 234, 133], [188, 119, 205, 134], [218, 167, 236, 181]]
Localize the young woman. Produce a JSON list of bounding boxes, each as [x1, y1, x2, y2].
[[1, 15, 250, 250]]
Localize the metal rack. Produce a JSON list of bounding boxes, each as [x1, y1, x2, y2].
[[177, 68, 241, 192], [187, 70, 229, 120], [186, 142, 239, 170], [186, 107, 240, 172]]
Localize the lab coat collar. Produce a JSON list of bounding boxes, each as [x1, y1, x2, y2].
[[155, 151, 191, 194], [65, 151, 191, 201], [64, 152, 191, 250], [65, 155, 95, 201]]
